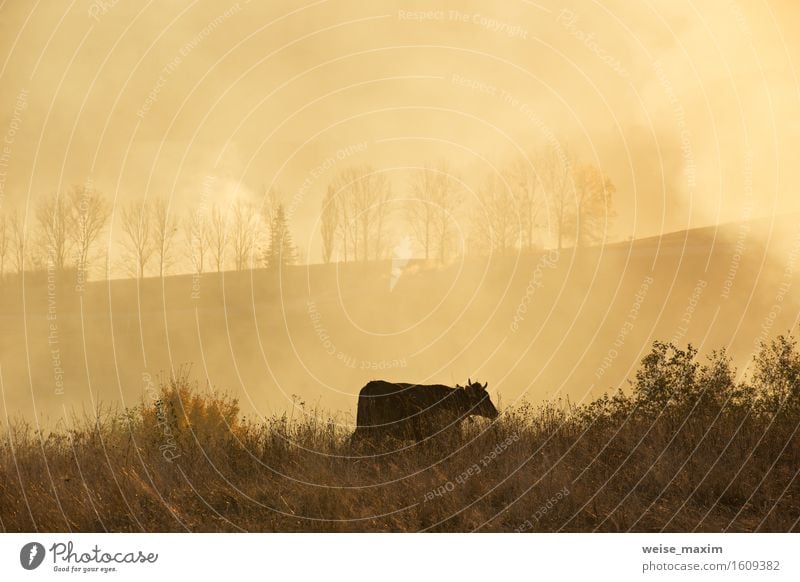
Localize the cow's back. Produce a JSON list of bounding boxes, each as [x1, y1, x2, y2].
[[355, 381, 463, 441]]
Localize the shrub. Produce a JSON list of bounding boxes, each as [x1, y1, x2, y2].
[[1, 336, 798, 532], [138, 367, 240, 460], [751, 333, 800, 416], [631, 341, 700, 414]]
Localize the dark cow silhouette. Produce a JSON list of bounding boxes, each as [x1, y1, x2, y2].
[[351, 379, 498, 445]]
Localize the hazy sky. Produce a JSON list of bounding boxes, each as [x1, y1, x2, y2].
[[1, 0, 798, 262]]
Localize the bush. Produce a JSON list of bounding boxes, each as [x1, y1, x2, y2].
[[620, 331, 800, 419], [1, 336, 798, 532], [137, 367, 240, 462], [751, 333, 800, 416]]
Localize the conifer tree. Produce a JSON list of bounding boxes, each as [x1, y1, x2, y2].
[[266, 204, 297, 269]]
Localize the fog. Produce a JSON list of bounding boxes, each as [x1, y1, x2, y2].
[[0, 0, 799, 426]]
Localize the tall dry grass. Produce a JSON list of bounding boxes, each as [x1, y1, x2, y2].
[[1, 337, 799, 532]]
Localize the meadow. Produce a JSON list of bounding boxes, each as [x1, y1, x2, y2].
[[2, 334, 798, 532]]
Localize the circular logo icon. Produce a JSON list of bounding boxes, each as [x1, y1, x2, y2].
[[20, 542, 46, 570]]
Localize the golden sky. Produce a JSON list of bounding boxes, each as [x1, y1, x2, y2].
[[1, 0, 798, 261]]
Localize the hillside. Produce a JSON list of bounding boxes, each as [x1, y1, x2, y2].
[[1, 216, 799, 425]]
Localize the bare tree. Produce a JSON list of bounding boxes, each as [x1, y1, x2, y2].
[[469, 172, 520, 256], [573, 163, 615, 246], [538, 146, 575, 250], [320, 184, 338, 263], [406, 167, 437, 260], [68, 185, 110, 281], [260, 187, 280, 233], [327, 174, 356, 262], [371, 175, 392, 261], [331, 165, 392, 262], [208, 204, 228, 272], [153, 198, 178, 278], [120, 201, 155, 279], [505, 158, 543, 251], [406, 162, 464, 262], [0, 209, 8, 276], [9, 210, 28, 273], [183, 203, 209, 275], [433, 190, 464, 263], [230, 200, 259, 271], [330, 168, 358, 261], [36, 193, 71, 271]]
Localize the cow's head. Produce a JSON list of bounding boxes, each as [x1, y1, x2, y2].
[[464, 378, 499, 419]]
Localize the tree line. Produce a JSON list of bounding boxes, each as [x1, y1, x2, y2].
[[0, 186, 298, 283], [0, 146, 615, 282], [320, 146, 614, 264]]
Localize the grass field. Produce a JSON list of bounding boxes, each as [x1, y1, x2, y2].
[[2, 335, 798, 532]]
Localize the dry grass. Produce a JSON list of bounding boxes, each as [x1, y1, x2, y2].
[[2, 338, 799, 533]]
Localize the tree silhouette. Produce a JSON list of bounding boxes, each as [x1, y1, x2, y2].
[[266, 204, 297, 269], [9, 210, 27, 273], [320, 185, 338, 264], [329, 166, 392, 262], [120, 201, 155, 279], [208, 204, 228, 272], [573, 164, 615, 247], [469, 172, 519, 256], [230, 200, 259, 271], [153, 198, 178, 278], [183, 203, 210, 276], [68, 185, 109, 281], [406, 162, 463, 263], [538, 146, 575, 250], [504, 158, 542, 251], [35, 193, 72, 271], [0, 209, 8, 276]]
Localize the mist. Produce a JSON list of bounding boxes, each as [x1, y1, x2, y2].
[[1, 0, 799, 426]]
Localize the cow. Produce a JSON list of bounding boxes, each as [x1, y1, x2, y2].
[[350, 379, 499, 446]]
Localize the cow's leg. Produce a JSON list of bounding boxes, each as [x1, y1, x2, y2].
[[349, 428, 367, 452], [350, 427, 383, 454]]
